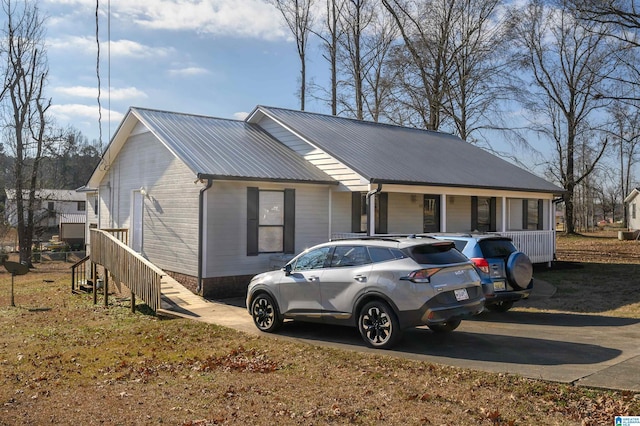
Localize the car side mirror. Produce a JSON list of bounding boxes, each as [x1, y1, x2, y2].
[[284, 263, 292, 276]]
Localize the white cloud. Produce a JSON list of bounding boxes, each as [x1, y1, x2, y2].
[[48, 36, 174, 58], [49, 103, 124, 123], [233, 111, 249, 120], [45, 0, 287, 41], [168, 67, 210, 77], [54, 86, 148, 101]]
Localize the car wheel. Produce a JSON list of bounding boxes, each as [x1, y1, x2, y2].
[[485, 300, 514, 312], [427, 319, 461, 333], [358, 300, 401, 349], [506, 252, 533, 290], [250, 293, 282, 333]]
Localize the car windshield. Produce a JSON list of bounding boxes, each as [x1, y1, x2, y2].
[[478, 239, 517, 258], [404, 243, 469, 265]]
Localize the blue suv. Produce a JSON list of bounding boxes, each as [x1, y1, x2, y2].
[[430, 234, 533, 312]]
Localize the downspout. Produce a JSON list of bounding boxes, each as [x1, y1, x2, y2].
[[366, 183, 382, 236], [197, 177, 214, 294]]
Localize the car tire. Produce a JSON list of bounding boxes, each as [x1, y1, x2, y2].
[[506, 252, 533, 290], [485, 300, 514, 312], [250, 293, 282, 333], [427, 319, 461, 333], [358, 300, 401, 349]]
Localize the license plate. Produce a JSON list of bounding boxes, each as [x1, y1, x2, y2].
[[493, 280, 506, 292], [454, 288, 469, 301]]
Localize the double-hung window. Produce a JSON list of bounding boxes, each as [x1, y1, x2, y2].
[[247, 187, 295, 255]]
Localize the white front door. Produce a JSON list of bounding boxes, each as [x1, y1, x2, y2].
[[131, 190, 143, 252]]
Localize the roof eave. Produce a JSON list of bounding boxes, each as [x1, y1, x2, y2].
[[196, 173, 339, 186], [368, 178, 566, 195]]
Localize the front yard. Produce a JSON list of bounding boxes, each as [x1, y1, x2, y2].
[[0, 232, 638, 425]]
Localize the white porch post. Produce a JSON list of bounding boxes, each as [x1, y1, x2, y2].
[[368, 191, 376, 236], [328, 188, 333, 240], [502, 196, 507, 232], [441, 194, 447, 232]]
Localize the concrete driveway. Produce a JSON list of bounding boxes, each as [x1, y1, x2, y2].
[[160, 279, 640, 392]]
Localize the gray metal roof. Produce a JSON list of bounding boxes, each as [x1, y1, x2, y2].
[[131, 107, 337, 184], [254, 106, 564, 194]]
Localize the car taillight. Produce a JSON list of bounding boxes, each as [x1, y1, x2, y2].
[[407, 268, 441, 283], [471, 258, 490, 274]]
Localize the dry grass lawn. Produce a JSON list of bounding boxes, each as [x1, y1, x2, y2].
[[0, 233, 639, 425]]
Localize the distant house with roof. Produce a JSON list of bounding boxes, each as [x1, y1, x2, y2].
[[625, 188, 640, 231], [84, 106, 564, 298], [5, 189, 87, 248]]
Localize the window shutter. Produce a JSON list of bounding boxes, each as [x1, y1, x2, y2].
[[471, 196, 478, 231], [284, 189, 295, 254], [351, 192, 361, 232], [376, 192, 388, 234], [537, 199, 544, 230], [247, 187, 259, 256], [490, 197, 497, 232], [522, 199, 529, 229]]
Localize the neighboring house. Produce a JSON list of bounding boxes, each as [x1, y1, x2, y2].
[[85, 106, 565, 298], [625, 188, 640, 231], [5, 189, 87, 245], [76, 186, 99, 251]]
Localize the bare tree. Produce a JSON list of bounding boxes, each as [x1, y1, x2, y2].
[[0, 0, 51, 265], [270, 0, 315, 111], [512, 0, 624, 234], [313, 0, 346, 115], [336, 1, 398, 121], [443, 0, 516, 142], [608, 101, 640, 226], [382, 0, 456, 131]]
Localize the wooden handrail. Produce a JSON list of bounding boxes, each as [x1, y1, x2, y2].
[[90, 229, 163, 312]]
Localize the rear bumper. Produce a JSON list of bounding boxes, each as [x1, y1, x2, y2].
[[397, 296, 485, 329]]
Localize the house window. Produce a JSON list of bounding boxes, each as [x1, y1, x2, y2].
[[48, 201, 55, 218], [523, 199, 543, 230], [423, 195, 441, 233], [471, 196, 496, 232], [258, 191, 284, 253], [247, 187, 295, 255], [77, 201, 86, 211], [351, 192, 388, 234]]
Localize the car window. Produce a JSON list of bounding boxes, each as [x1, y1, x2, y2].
[[368, 247, 407, 263], [447, 239, 468, 252], [404, 243, 469, 265], [330, 245, 371, 267], [478, 239, 517, 258], [292, 247, 331, 271]]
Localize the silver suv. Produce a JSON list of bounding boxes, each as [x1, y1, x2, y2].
[[246, 236, 485, 349]]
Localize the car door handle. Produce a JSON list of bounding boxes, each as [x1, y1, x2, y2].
[[354, 275, 367, 282], [307, 276, 319, 282]]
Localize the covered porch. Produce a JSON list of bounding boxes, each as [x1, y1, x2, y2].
[[331, 184, 559, 264]]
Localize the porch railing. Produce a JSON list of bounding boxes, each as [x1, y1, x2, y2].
[[89, 229, 163, 312], [490, 230, 556, 264]]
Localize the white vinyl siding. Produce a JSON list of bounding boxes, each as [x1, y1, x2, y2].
[[330, 191, 353, 234], [98, 130, 200, 276], [204, 181, 332, 277], [446, 196, 472, 231], [258, 116, 367, 191], [387, 193, 422, 233]]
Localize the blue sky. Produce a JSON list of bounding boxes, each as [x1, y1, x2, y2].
[[43, 0, 318, 146]]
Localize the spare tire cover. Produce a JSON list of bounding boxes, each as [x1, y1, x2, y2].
[[506, 252, 533, 290]]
